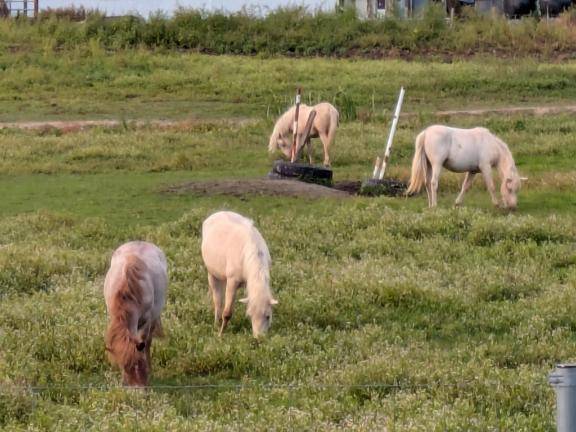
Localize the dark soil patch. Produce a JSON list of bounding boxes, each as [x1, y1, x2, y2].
[[359, 178, 408, 197], [333, 180, 362, 194], [165, 178, 352, 199]]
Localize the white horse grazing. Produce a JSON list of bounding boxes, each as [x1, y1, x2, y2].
[[268, 102, 339, 167], [201, 211, 278, 338], [104, 241, 168, 387], [407, 125, 525, 209]]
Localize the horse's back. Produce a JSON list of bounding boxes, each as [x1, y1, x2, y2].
[[202, 212, 256, 252], [105, 241, 167, 316], [314, 102, 337, 115], [423, 125, 500, 172], [202, 211, 267, 279], [426, 125, 491, 139], [112, 241, 166, 266]]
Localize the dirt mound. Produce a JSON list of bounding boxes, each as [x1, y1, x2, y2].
[[165, 178, 352, 199]]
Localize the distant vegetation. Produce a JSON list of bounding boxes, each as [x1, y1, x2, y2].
[[1, 6, 576, 58]]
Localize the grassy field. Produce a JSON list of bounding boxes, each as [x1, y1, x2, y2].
[[2, 50, 576, 122], [0, 50, 575, 430]]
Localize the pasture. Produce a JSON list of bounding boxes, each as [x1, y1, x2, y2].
[[0, 49, 575, 431]]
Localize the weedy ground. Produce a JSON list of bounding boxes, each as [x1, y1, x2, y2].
[[0, 50, 575, 431]]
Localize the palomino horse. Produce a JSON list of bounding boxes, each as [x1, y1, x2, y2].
[[268, 102, 339, 167], [104, 241, 168, 387], [407, 125, 525, 209], [201, 211, 278, 338]]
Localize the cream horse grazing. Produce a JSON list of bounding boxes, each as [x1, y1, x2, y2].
[[104, 241, 168, 387], [407, 125, 525, 209], [268, 102, 339, 167], [201, 211, 278, 338]]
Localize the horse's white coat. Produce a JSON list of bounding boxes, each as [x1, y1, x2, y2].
[[201, 211, 277, 338], [407, 125, 522, 209], [268, 102, 339, 166], [104, 241, 168, 344]]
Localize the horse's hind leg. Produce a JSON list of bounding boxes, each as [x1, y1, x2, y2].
[[208, 274, 225, 327], [429, 164, 442, 208], [319, 133, 331, 167], [454, 172, 476, 207], [219, 278, 240, 336], [425, 166, 433, 207]]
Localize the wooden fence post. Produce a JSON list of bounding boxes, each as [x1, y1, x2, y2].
[[292, 110, 317, 163]]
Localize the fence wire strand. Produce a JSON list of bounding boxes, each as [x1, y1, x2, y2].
[[0, 379, 550, 393]]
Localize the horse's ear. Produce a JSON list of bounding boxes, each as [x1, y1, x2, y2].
[[270, 298, 279, 306], [239, 297, 249, 304]]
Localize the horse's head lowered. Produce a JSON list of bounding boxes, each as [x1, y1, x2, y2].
[[240, 296, 278, 338], [269, 134, 292, 158], [501, 169, 526, 210]]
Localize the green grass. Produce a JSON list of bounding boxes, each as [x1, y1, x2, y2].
[[2, 50, 576, 122], [1, 49, 576, 429]]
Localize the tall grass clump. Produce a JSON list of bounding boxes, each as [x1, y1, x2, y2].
[[2, 6, 576, 57]]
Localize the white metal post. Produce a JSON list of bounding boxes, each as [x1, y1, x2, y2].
[[377, 87, 405, 180], [291, 87, 302, 163], [550, 364, 576, 432]]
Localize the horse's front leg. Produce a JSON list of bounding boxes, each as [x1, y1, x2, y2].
[[306, 139, 313, 165], [219, 278, 240, 336], [454, 172, 476, 207], [480, 164, 499, 207]]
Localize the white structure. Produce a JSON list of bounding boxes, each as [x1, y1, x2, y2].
[[339, 0, 432, 19]]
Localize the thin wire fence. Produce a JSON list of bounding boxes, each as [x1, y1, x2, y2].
[[1, 379, 552, 392], [1, 379, 555, 431]]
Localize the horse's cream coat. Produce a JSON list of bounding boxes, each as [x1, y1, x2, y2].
[[268, 102, 339, 166], [407, 125, 522, 209], [201, 211, 277, 338], [104, 241, 167, 386]]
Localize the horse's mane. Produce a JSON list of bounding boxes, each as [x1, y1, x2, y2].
[[268, 108, 292, 152], [242, 228, 272, 313], [493, 135, 517, 175], [105, 255, 148, 369], [269, 104, 314, 153]]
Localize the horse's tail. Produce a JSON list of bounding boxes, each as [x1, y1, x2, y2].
[[406, 130, 429, 195], [105, 255, 148, 367], [121, 255, 147, 305]]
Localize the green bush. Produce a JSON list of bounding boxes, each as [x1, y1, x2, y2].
[[2, 6, 576, 57]]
